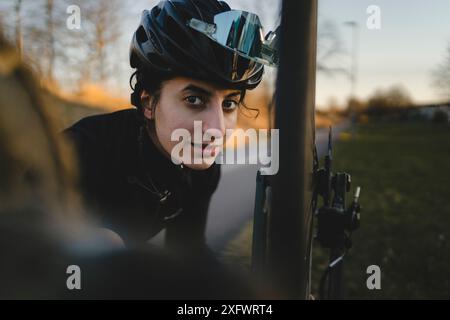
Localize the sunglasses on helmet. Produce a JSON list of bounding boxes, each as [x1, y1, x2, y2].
[[187, 10, 279, 67]]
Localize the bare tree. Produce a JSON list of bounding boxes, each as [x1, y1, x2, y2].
[[317, 20, 348, 77], [432, 42, 450, 100], [19, 1, 66, 84], [82, 0, 123, 83], [0, 7, 7, 39], [14, 0, 23, 56], [0, 1, 109, 89], [367, 84, 412, 114], [45, 0, 55, 83]]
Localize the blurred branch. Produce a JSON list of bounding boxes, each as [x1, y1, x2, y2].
[[431, 43, 450, 100], [82, 0, 123, 83], [46, 0, 55, 83], [317, 20, 348, 77], [14, 0, 22, 56]]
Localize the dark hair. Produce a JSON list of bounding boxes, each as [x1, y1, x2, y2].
[[130, 70, 174, 112], [130, 71, 259, 119]]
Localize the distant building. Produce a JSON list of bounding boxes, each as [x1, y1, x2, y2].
[[410, 102, 450, 122]]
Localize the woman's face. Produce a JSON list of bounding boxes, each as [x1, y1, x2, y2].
[[142, 77, 241, 170]]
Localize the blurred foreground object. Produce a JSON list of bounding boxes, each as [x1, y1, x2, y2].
[[0, 31, 266, 299], [0, 29, 86, 298]]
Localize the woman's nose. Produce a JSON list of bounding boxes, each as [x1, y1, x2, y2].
[[202, 101, 226, 137]]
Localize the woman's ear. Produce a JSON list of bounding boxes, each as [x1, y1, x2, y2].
[[140, 90, 153, 120]]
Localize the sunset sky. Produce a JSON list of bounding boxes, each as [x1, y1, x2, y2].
[[125, 0, 450, 108], [2, 0, 449, 109], [316, 0, 450, 108]]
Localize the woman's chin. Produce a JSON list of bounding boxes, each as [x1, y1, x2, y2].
[[183, 160, 215, 170], [169, 145, 220, 170]]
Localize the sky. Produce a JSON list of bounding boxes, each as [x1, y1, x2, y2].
[[316, 0, 450, 108], [124, 0, 450, 109], [2, 0, 449, 109]]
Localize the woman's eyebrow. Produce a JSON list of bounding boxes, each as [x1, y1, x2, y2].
[[226, 91, 242, 98], [181, 84, 241, 99], [181, 84, 212, 97]]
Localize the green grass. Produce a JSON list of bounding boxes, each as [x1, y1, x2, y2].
[[222, 121, 450, 299], [325, 121, 450, 299]]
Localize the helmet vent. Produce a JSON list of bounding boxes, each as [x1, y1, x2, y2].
[[136, 26, 149, 43]]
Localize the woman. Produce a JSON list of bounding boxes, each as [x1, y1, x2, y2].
[[65, 0, 276, 251]]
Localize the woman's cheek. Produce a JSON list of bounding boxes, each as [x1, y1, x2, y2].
[[225, 112, 238, 129]]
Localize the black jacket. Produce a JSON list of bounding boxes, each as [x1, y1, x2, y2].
[[64, 109, 220, 248]]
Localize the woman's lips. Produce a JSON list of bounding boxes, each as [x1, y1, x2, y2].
[[191, 142, 218, 157], [191, 142, 209, 150]]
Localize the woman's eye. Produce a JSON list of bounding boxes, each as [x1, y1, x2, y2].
[[185, 96, 204, 106], [223, 100, 238, 112]]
